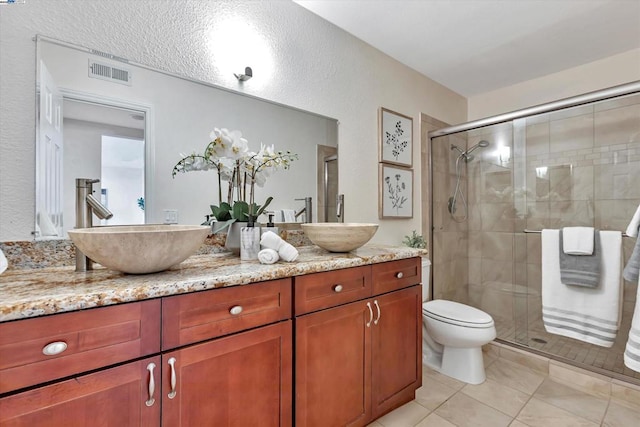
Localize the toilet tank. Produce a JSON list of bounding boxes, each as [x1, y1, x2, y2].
[[421, 258, 431, 302]]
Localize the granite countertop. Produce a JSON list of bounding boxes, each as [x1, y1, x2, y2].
[[0, 245, 426, 322]]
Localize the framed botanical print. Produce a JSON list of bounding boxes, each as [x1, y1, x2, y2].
[[379, 163, 413, 219], [379, 107, 413, 167]]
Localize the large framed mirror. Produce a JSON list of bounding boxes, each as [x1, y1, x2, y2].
[[35, 36, 339, 240]]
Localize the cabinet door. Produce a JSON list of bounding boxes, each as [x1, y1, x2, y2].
[[295, 300, 372, 427], [0, 356, 161, 427], [371, 285, 422, 418], [162, 321, 292, 427]]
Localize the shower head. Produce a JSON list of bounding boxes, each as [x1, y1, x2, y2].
[[467, 140, 490, 154]]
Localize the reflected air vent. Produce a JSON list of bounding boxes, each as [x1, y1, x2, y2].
[[88, 59, 132, 86]]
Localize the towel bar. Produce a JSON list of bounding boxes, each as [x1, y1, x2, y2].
[[523, 229, 630, 237]]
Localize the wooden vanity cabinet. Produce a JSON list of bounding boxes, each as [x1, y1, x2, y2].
[[0, 356, 161, 426], [161, 321, 292, 427], [0, 278, 293, 427], [294, 258, 422, 427], [160, 278, 292, 427]]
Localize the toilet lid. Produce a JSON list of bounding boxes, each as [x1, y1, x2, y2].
[[423, 300, 494, 328]]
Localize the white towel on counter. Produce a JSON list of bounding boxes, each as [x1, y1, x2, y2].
[[562, 226, 595, 255], [626, 203, 640, 238], [541, 229, 623, 348], [0, 248, 8, 275], [258, 248, 279, 265], [624, 275, 640, 372], [260, 231, 299, 262]]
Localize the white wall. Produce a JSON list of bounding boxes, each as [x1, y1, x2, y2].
[[0, 0, 467, 244], [468, 49, 640, 120]]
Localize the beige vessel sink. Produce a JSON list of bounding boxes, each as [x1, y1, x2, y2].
[[68, 224, 210, 274], [301, 223, 378, 252]]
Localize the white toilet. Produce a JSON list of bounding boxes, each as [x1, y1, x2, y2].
[[421, 259, 496, 385]]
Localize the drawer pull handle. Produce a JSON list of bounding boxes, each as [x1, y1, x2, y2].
[[42, 341, 67, 356], [373, 300, 381, 325], [146, 362, 156, 407], [396, 272, 404, 279], [366, 302, 373, 328], [168, 357, 177, 399], [333, 284, 343, 293], [229, 305, 244, 315]]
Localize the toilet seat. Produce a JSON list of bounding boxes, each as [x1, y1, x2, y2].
[[423, 300, 494, 328]]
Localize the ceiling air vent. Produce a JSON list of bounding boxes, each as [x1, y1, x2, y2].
[[88, 59, 132, 86]]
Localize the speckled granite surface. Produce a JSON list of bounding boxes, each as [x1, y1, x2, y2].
[[0, 230, 311, 271], [0, 245, 424, 322]]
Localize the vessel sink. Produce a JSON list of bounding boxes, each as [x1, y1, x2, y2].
[[301, 223, 378, 252], [68, 224, 210, 274]]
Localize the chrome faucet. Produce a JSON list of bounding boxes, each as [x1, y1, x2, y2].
[[75, 178, 113, 271], [294, 197, 312, 223], [336, 194, 344, 223]]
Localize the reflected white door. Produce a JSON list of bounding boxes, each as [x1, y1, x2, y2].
[[37, 60, 64, 237]]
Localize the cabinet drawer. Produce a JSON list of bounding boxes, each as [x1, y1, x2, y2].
[[372, 258, 421, 295], [162, 278, 292, 349], [0, 300, 161, 394], [294, 265, 372, 315]]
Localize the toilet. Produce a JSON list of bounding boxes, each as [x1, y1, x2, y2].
[[421, 259, 496, 385]]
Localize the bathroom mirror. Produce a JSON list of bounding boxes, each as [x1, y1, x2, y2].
[[35, 36, 339, 240]]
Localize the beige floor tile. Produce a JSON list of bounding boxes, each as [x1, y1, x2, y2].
[[415, 380, 458, 410], [602, 400, 640, 427], [366, 422, 384, 427], [485, 358, 546, 395], [498, 346, 549, 374], [611, 381, 640, 412], [434, 393, 512, 427], [461, 378, 531, 417], [516, 398, 599, 427], [414, 413, 457, 427], [422, 366, 466, 391], [548, 361, 611, 398], [532, 378, 609, 424], [508, 421, 528, 427], [376, 401, 431, 427]]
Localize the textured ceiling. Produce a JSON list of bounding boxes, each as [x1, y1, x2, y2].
[[294, 0, 640, 96]]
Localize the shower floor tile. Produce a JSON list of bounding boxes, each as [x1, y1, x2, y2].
[[495, 315, 640, 382]]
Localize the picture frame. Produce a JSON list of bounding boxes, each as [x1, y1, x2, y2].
[[379, 107, 413, 167], [379, 164, 413, 219]]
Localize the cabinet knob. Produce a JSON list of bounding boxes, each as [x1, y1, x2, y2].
[[42, 341, 68, 356], [229, 305, 244, 315], [333, 284, 343, 293], [395, 272, 404, 279]]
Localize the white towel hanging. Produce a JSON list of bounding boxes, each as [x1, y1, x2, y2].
[[541, 229, 623, 348]]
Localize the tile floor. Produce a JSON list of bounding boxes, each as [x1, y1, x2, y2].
[[494, 305, 640, 382], [368, 343, 640, 427]]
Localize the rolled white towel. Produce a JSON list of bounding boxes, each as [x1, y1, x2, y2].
[[0, 248, 8, 275], [626, 203, 640, 237], [258, 248, 279, 265], [261, 231, 284, 251], [260, 231, 298, 262], [278, 241, 299, 262]]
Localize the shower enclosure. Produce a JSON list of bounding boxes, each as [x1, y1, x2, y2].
[[429, 81, 640, 383]]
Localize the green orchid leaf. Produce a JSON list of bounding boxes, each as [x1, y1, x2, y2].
[[256, 197, 273, 217], [232, 201, 249, 220]]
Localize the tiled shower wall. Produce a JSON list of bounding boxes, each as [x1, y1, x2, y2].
[[430, 92, 640, 381]]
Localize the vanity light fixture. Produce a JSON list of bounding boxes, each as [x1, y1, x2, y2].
[[234, 66, 253, 82]]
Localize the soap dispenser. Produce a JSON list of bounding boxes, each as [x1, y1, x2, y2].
[[262, 212, 279, 238]]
